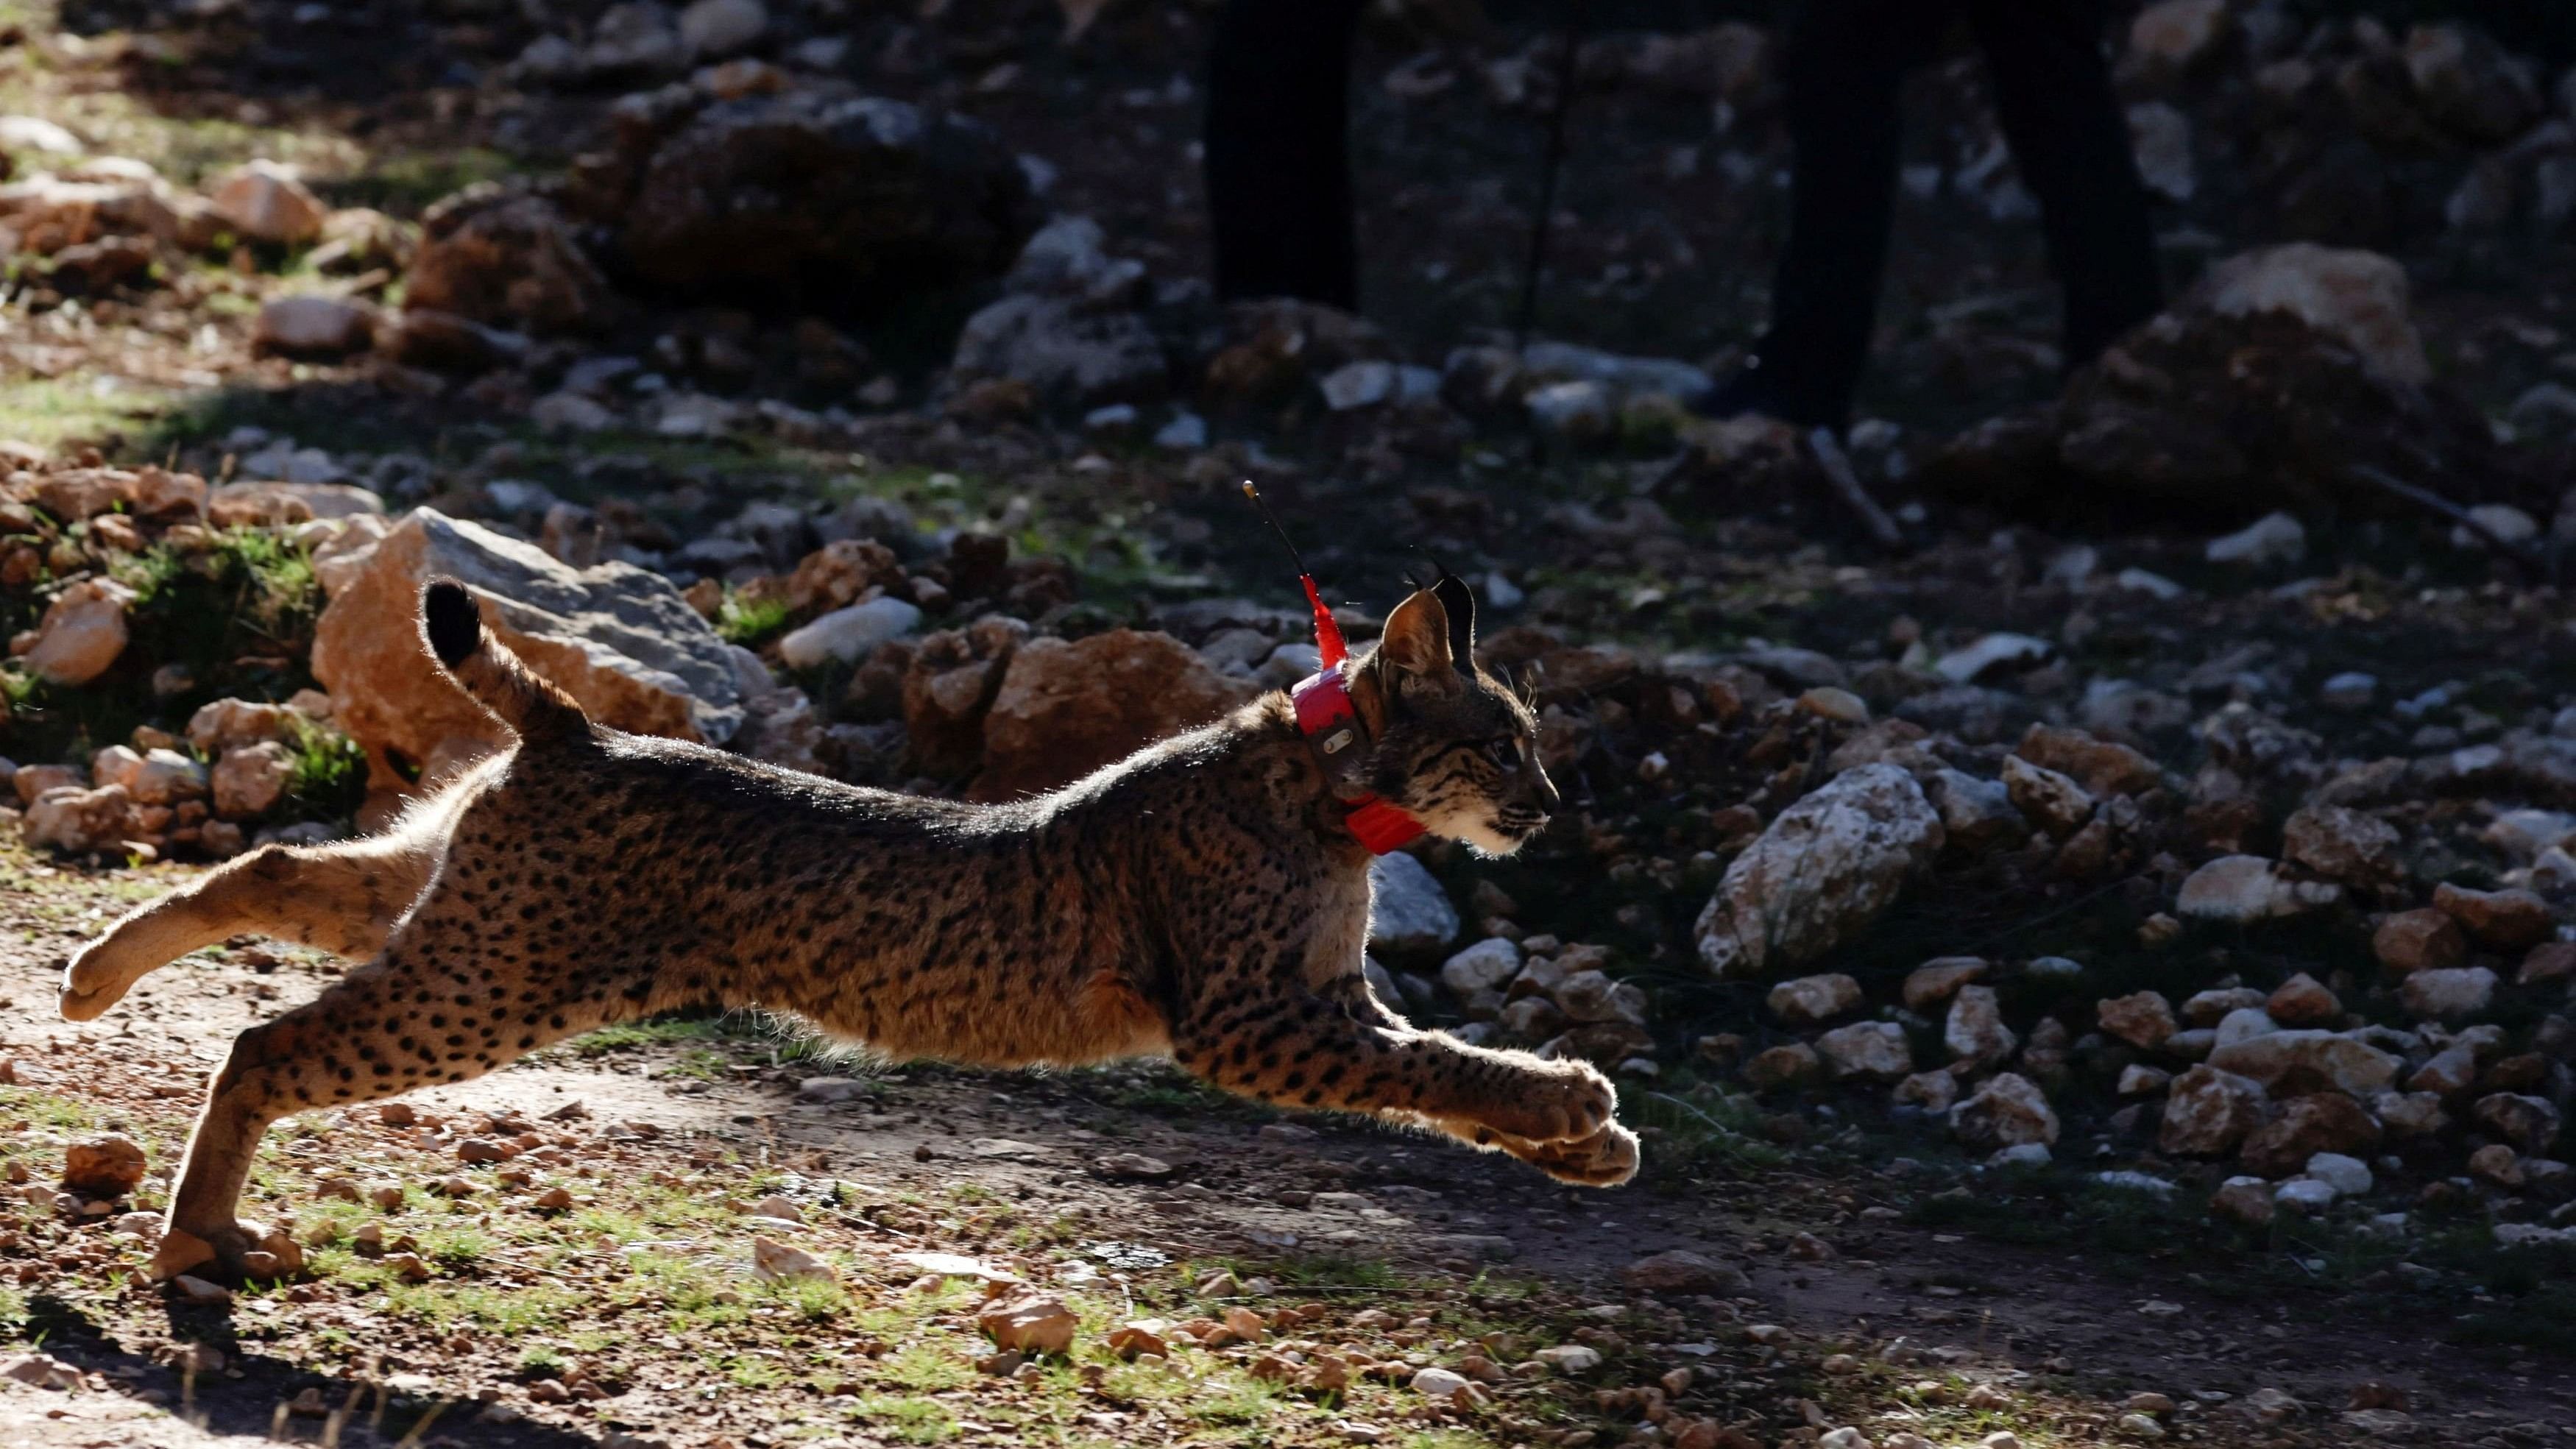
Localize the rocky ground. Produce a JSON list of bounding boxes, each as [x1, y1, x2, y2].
[[8, 0, 2576, 1445]]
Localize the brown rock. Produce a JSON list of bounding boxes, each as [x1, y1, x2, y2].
[[2431, 882, 2553, 952], [785, 539, 904, 617], [253, 295, 375, 358], [208, 160, 326, 244], [1620, 1249, 1749, 1295], [1902, 957, 1987, 1011], [2265, 972, 2341, 1027], [212, 741, 294, 821], [1742, 1043, 1819, 1091], [969, 631, 1253, 800], [2521, 942, 2576, 985], [2280, 804, 2402, 890], [63, 1133, 147, 1199], [1766, 972, 1862, 1025], [1950, 1072, 2059, 1149], [186, 698, 301, 755], [2013, 723, 2159, 797], [979, 1292, 1078, 1356], [900, 616, 1030, 780], [22, 784, 135, 856], [2001, 754, 2094, 837], [24, 577, 135, 686], [2473, 1093, 2562, 1155], [404, 189, 612, 335], [2239, 1093, 2381, 1177], [2097, 991, 2177, 1050], [2159, 1065, 2271, 1156], [2373, 908, 2466, 974]]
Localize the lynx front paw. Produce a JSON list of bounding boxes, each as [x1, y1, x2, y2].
[[58, 946, 126, 1021], [1510, 1121, 1641, 1188], [1482, 1058, 1618, 1144]]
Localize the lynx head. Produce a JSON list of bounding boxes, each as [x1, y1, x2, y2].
[[1344, 575, 1559, 855]]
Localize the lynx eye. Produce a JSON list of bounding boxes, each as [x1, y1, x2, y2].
[[1485, 737, 1519, 770]]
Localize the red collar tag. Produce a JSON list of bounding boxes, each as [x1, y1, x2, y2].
[[1278, 567, 1423, 853], [1291, 666, 1426, 855]]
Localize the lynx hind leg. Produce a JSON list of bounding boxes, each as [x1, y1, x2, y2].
[[158, 919, 627, 1278], [55, 769, 495, 1024]]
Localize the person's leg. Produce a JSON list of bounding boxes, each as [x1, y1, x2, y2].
[[1716, 0, 1950, 430], [1203, 0, 1369, 307], [1965, 0, 2165, 366]]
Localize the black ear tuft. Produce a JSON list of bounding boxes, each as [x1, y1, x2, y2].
[[422, 579, 484, 668], [1431, 572, 1475, 676]]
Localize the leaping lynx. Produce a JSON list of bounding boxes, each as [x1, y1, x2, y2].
[[60, 573, 1638, 1279]]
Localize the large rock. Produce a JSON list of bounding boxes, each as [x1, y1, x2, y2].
[[311, 510, 743, 795], [2159, 1064, 2270, 1155], [1367, 852, 1460, 959], [1950, 1073, 2059, 1150], [2207, 1030, 2401, 1097], [969, 631, 1253, 801], [2200, 244, 2427, 386], [213, 741, 295, 821], [2012, 724, 2159, 797], [591, 85, 1036, 313], [62, 1133, 148, 1199], [22, 577, 134, 685], [405, 188, 614, 337], [2401, 24, 2542, 144], [1694, 764, 1943, 979]]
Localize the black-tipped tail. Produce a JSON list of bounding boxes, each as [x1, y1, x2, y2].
[[418, 578, 590, 744], [423, 578, 481, 667]]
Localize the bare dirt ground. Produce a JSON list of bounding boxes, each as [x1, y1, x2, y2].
[[4, 846, 2573, 1448]]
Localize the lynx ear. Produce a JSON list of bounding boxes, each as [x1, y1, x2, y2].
[[1376, 587, 1456, 682], [1430, 572, 1476, 677]]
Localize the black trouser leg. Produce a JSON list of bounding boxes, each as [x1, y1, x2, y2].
[[1966, 0, 2165, 366], [1203, 0, 1368, 308], [1743, 0, 1956, 429]]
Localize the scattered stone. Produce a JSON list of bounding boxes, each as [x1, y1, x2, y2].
[[2199, 243, 2428, 385], [2400, 966, 2497, 1021], [2265, 973, 2341, 1027], [979, 1292, 1078, 1355], [2281, 805, 2401, 890], [212, 741, 294, 821], [62, 1133, 146, 1198], [2176, 855, 2340, 922], [1902, 957, 1988, 1010], [1367, 852, 1461, 959], [750, 1236, 836, 1283], [210, 160, 326, 244], [1945, 985, 2017, 1066], [2431, 882, 2552, 951], [1696, 764, 1944, 978], [1816, 1022, 1913, 1080], [776, 597, 923, 670], [2098, 991, 2177, 1050], [1743, 1043, 1819, 1091], [1440, 938, 1522, 996], [254, 296, 375, 359], [2205, 511, 2306, 566], [2240, 1092, 2382, 1177], [2374, 908, 2468, 974], [1950, 1072, 2059, 1149], [24, 578, 135, 686], [1767, 972, 1862, 1025], [2162, 1066, 2271, 1156], [2208, 1030, 2400, 1096], [2002, 754, 2095, 837]]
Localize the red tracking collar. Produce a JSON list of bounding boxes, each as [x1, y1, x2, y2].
[[1290, 666, 1426, 856]]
